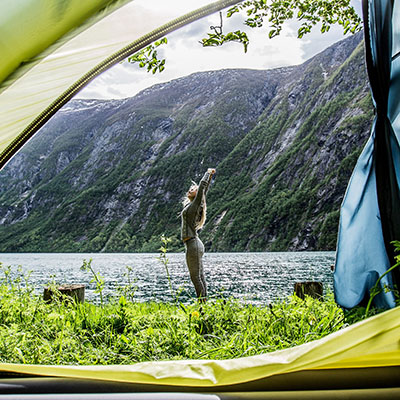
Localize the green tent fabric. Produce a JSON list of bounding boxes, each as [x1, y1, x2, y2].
[[0, 0, 126, 84], [0, 0, 239, 169]]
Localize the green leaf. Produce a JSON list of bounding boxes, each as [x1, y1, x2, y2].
[[120, 334, 130, 345], [119, 296, 127, 307], [268, 29, 277, 39]]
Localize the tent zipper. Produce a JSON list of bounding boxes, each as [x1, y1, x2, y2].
[[1, 0, 240, 169]]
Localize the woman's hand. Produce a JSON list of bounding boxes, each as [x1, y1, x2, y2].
[[208, 168, 216, 175]]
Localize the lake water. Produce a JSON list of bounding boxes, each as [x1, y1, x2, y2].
[[0, 252, 335, 304]]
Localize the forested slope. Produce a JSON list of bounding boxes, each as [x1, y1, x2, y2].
[[0, 32, 373, 252]]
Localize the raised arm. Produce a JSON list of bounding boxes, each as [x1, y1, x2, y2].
[[192, 168, 216, 206], [204, 168, 215, 196]]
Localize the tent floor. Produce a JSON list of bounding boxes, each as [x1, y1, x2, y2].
[[0, 366, 399, 398]]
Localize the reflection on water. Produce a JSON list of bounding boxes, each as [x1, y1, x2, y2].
[[0, 252, 335, 304]]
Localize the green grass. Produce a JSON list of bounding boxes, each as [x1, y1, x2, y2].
[[0, 263, 372, 365]]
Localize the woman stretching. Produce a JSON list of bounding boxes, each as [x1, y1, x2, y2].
[[181, 168, 216, 301]]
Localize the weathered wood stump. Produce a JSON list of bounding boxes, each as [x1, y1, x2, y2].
[[43, 284, 85, 304], [294, 281, 323, 300]]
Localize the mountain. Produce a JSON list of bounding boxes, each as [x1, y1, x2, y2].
[[0, 32, 373, 253]]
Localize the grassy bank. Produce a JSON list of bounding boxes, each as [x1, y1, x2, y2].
[[0, 262, 373, 365]]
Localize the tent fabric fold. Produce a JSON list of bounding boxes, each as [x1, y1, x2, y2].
[[0, 0, 240, 169], [334, 0, 400, 309], [0, 0, 129, 85], [0, 306, 399, 386]]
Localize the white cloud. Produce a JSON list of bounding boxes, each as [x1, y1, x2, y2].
[[77, 0, 363, 100]]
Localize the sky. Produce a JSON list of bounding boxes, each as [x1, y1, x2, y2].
[[77, 0, 363, 100]]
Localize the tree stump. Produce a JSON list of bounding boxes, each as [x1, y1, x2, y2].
[[294, 281, 323, 300], [43, 284, 85, 304]]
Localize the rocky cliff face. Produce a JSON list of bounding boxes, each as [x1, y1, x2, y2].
[[0, 32, 373, 252]]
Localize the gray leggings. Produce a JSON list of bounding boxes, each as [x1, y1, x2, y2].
[[184, 237, 207, 299]]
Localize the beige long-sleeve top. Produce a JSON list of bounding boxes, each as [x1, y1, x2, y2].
[[180, 171, 212, 241]]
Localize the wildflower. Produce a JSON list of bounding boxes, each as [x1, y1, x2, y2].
[[191, 311, 200, 318]]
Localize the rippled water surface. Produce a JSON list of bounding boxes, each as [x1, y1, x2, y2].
[[0, 252, 335, 304]]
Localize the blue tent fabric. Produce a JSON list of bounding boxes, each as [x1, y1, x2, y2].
[[334, 0, 400, 309]]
